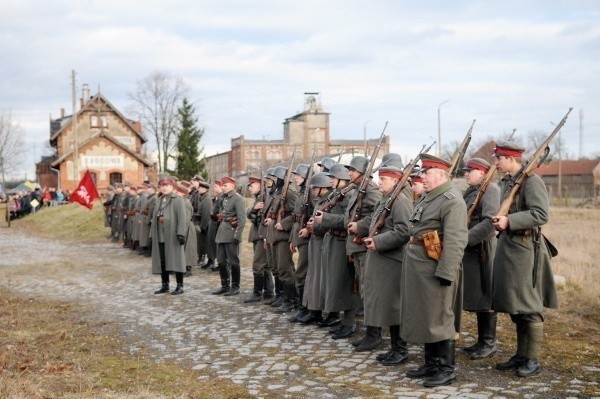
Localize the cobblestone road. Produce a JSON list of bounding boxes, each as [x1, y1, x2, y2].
[[0, 230, 598, 398]]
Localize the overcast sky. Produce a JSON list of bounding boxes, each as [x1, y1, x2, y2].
[[1, 0, 599, 179]]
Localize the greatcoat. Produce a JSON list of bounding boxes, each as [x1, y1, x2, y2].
[[183, 197, 198, 266], [303, 191, 330, 310], [492, 172, 558, 314], [462, 182, 500, 311], [400, 180, 468, 343], [320, 186, 362, 312], [150, 192, 187, 274], [358, 184, 412, 327]]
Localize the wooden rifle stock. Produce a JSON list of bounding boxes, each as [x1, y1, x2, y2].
[[466, 164, 497, 221], [496, 108, 572, 218], [368, 145, 425, 238], [299, 147, 317, 227], [276, 149, 297, 224], [317, 183, 356, 214], [448, 119, 475, 178]]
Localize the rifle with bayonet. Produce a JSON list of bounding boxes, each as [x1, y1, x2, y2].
[[349, 121, 388, 243], [448, 119, 475, 178], [276, 148, 297, 224], [367, 144, 427, 238], [495, 108, 572, 219], [466, 129, 516, 221], [300, 146, 317, 228]]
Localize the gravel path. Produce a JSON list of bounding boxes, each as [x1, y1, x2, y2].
[[0, 229, 598, 398]]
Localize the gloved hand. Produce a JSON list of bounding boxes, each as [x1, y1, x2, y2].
[[437, 277, 452, 287], [177, 235, 186, 246]]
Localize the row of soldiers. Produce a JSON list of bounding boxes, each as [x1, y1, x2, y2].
[[220, 139, 557, 388]]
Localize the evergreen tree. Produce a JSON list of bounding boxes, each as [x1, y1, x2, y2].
[[174, 98, 207, 180]]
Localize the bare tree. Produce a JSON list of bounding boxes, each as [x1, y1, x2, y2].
[[0, 110, 26, 189], [129, 71, 190, 172], [526, 129, 565, 163]]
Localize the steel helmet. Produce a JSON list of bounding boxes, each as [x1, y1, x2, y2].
[[265, 167, 276, 180], [327, 163, 351, 181], [310, 171, 332, 188], [273, 166, 287, 180], [380, 153, 404, 169], [317, 157, 336, 172], [292, 164, 310, 179], [345, 156, 369, 174]]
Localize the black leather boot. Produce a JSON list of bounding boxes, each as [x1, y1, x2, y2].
[[274, 283, 295, 313], [201, 258, 213, 269], [423, 339, 456, 387], [185, 266, 193, 277], [471, 312, 498, 359], [463, 312, 485, 353], [171, 284, 184, 295], [380, 325, 409, 365], [406, 342, 439, 379], [224, 264, 240, 296], [354, 325, 383, 352], [331, 323, 356, 340], [298, 309, 323, 325], [265, 276, 283, 305], [244, 274, 264, 303], [317, 312, 341, 328], [211, 266, 230, 295], [154, 282, 169, 294], [289, 287, 307, 323]]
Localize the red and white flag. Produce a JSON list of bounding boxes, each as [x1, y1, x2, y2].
[[70, 170, 100, 209]]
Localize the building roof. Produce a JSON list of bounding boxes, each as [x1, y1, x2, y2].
[[535, 159, 599, 176], [50, 92, 146, 143], [51, 131, 153, 168]]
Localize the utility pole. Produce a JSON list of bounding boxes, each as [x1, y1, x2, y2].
[[437, 99, 451, 157], [71, 70, 78, 185]]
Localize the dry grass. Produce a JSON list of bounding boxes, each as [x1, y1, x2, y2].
[[0, 288, 252, 399]]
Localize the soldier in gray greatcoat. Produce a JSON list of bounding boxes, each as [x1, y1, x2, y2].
[[297, 172, 331, 325], [213, 176, 247, 296], [177, 181, 197, 277], [315, 163, 362, 339], [401, 154, 468, 388], [206, 180, 224, 271], [460, 158, 500, 360], [110, 184, 124, 242], [358, 166, 412, 364], [259, 169, 278, 303], [150, 176, 187, 295], [344, 155, 382, 347], [491, 142, 558, 378], [139, 183, 157, 256]]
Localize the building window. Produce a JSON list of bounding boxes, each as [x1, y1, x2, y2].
[[109, 172, 122, 185], [91, 114, 108, 128]]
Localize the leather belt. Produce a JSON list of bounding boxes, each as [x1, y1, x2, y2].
[[507, 229, 533, 237], [330, 229, 348, 238], [409, 237, 424, 246]]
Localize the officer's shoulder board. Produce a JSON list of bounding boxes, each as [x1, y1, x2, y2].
[[443, 191, 456, 200]]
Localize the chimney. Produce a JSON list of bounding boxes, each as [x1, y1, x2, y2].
[[82, 83, 90, 104], [60, 108, 65, 118]]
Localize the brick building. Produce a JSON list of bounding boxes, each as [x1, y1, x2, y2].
[[205, 93, 390, 182], [536, 159, 599, 199], [36, 85, 155, 195]]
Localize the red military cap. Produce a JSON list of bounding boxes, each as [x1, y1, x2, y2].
[[493, 141, 525, 158], [419, 153, 451, 172], [247, 176, 261, 185], [463, 157, 491, 173], [378, 166, 403, 179], [221, 176, 237, 185]]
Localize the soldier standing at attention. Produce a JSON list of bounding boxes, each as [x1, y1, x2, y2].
[[206, 180, 224, 272], [359, 165, 412, 365], [139, 183, 157, 257], [109, 183, 123, 241], [288, 164, 311, 321], [213, 177, 246, 296], [192, 177, 212, 269], [243, 176, 269, 303], [461, 158, 500, 359], [401, 154, 468, 387], [344, 155, 382, 349], [315, 163, 362, 339], [491, 142, 558, 377], [297, 172, 332, 325], [150, 176, 188, 295]]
